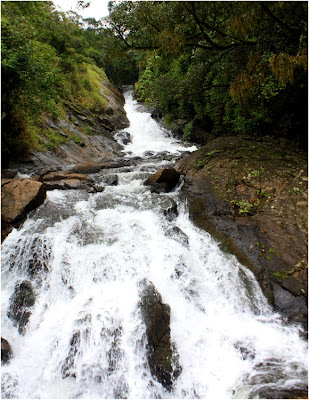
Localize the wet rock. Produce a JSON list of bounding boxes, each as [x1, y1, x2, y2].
[[165, 226, 189, 246], [139, 279, 181, 390], [1, 179, 46, 224], [41, 171, 92, 182], [234, 341, 255, 360], [174, 135, 308, 329], [273, 283, 308, 326], [250, 386, 309, 399], [102, 326, 123, 374], [151, 111, 163, 120], [115, 131, 131, 145], [5, 82, 129, 171], [144, 151, 155, 157], [27, 236, 51, 277], [161, 198, 178, 220], [1, 169, 18, 180], [1, 338, 13, 364], [40, 171, 103, 192], [62, 330, 81, 378], [7, 281, 36, 334], [71, 163, 103, 174], [1, 178, 47, 241], [102, 174, 118, 186], [144, 168, 180, 193], [88, 185, 105, 194], [43, 179, 86, 191]]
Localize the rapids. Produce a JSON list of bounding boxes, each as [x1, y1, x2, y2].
[[1, 90, 307, 399]]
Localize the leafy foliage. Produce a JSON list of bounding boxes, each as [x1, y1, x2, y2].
[[2, 1, 307, 164], [1, 1, 135, 165], [108, 1, 307, 148]]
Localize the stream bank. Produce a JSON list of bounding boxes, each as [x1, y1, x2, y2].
[[174, 135, 308, 332]]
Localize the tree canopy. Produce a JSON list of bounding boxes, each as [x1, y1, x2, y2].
[[107, 1, 307, 147]]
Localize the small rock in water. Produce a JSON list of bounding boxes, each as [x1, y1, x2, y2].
[[7, 281, 36, 335], [61, 330, 81, 378], [161, 198, 178, 220], [27, 236, 50, 277], [115, 131, 131, 145], [165, 226, 189, 246], [144, 168, 180, 193], [102, 174, 118, 186], [1, 338, 13, 364], [138, 279, 181, 390]]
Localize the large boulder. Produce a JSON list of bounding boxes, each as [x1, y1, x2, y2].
[[144, 168, 180, 193], [1, 338, 12, 364], [1, 178, 47, 241], [139, 279, 181, 390], [174, 135, 308, 331], [7, 281, 36, 335], [1, 179, 46, 224]]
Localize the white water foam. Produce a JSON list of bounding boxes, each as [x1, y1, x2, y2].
[[1, 91, 307, 399], [120, 90, 197, 156]]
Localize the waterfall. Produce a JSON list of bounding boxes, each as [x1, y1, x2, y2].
[[1, 90, 307, 399]]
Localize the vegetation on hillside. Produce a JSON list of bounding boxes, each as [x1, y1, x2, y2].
[[107, 1, 307, 148], [1, 1, 137, 166], [2, 1, 307, 166]]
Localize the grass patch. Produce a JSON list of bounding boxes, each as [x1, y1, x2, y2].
[[67, 63, 109, 114]]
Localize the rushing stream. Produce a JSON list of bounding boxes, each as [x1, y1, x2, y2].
[[1, 90, 307, 399]]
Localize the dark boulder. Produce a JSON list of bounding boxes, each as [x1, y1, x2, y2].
[[7, 281, 36, 334], [250, 386, 309, 399], [1, 338, 13, 364], [144, 168, 180, 193], [272, 283, 308, 327], [139, 279, 181, 390], [174, 136, 308, 330]]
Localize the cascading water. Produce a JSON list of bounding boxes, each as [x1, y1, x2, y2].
[[1, 90, 307, 399]]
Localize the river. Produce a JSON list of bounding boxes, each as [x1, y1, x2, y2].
[[1, 89, 307, 399]]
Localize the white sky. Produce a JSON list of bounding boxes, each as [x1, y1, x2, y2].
[[53, 0, 110, 20]]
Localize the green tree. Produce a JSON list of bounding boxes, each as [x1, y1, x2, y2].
[[107, 1, 307, 147]]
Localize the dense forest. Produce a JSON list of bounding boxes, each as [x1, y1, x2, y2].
[[1, 1, 308, 166]]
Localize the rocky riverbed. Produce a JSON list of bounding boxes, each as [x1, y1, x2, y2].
[[1, 90, 307, 398]]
